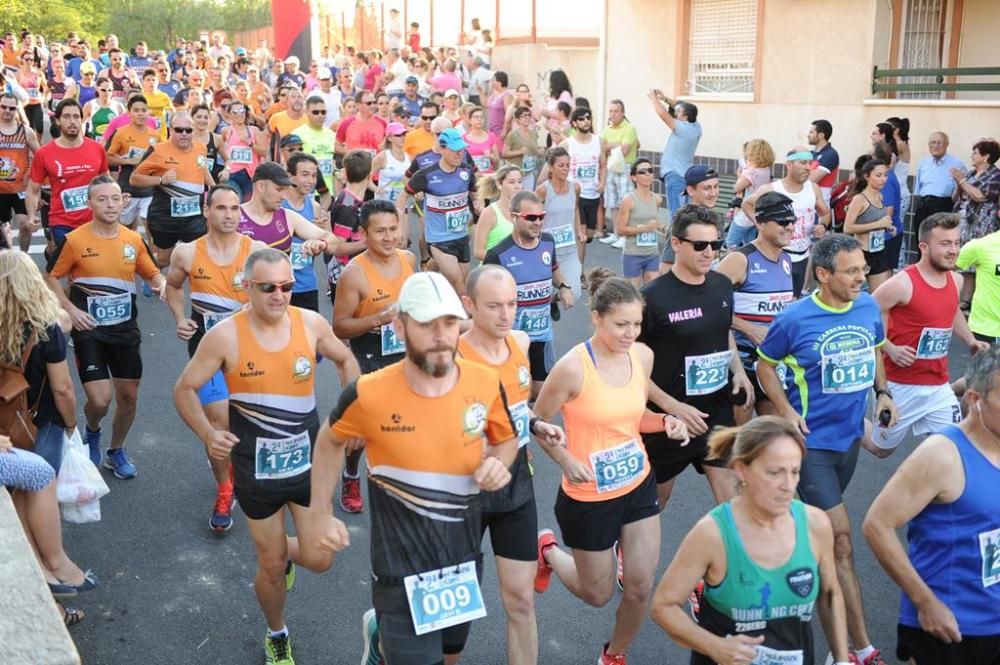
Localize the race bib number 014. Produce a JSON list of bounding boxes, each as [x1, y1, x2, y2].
[[404, 561, 486, 636], [821, 347, 875, 394]]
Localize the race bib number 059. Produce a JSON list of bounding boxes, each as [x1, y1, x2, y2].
[[589, 439, 645, 493]]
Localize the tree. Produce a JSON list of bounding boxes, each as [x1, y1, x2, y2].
[[1, 0, 109, 43]]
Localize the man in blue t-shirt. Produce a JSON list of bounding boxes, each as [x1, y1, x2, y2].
[[756, 233, 898, 665], [647, 90, 701, 214], [484, 190, 575, 396]]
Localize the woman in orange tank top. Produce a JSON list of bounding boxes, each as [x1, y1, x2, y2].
[[531, 267, 688, 665]]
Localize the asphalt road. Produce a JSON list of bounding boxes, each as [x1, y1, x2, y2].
[[51, 236, 973, 665]]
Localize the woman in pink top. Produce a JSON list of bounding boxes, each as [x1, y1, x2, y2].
[[363, 50, 384, 93], [220, 101, 266, 201], [463, 107, 501, 174], [486, 71, 512, 136], [540, 69, 574, 124]]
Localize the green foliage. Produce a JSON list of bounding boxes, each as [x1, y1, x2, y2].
[[1, 0, 271, 50]]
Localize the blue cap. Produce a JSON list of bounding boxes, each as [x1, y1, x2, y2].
[[438, 128, 467, 151], [684, 164, 719, 187], [235, 47, 247, 56]]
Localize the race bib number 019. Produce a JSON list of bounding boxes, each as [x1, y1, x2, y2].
[[404, 561, 486, 636], [685, 350, 732, 396], [170, 195, 201, 218], [589, 439, 645, 493], [915, 327, 951, 360], [87, 292, 132, 326], [254, 431, 311, 480], [60, 186, 89, 213], [821, 347, 875, 394], [229, 147, 253, 164]]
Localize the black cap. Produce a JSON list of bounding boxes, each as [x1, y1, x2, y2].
[[252, 161, 294, 186], [279, 134, 303, 148], [754, 191, 797, 224]]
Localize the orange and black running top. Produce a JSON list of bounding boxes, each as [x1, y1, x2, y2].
[[225, 307, 318, 492], [457, 334, 534, 514], [187, 234, 253, 355], [133, 141, 210, 233], [349, 250, 414, 368], [328, 358, 517, 581], [47, 222, 159, 345], [560, 342, 650, 502]]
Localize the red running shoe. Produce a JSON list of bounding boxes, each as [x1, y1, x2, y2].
[[534, 529, 557, 593], [341, 474, 364, 513], [850, 649, 887, 665], [598, 643, 627, 665], [210, 481, 235, 532]]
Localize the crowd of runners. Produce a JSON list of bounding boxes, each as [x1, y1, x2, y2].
[[1, 24, 999, 665]]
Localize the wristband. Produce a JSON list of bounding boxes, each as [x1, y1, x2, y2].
[[320, 238, 329, 251], [875, 388, 893, 400], [528, 416, 544, 435]]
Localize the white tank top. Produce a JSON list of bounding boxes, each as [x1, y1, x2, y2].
[[376, 149, 411, 203], [567, 135, 602, 200], [772, 179, 817, 260]]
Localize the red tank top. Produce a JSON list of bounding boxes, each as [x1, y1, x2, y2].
[[885, 264, 956, 385]]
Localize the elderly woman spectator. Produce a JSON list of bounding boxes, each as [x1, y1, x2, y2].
[[952, 138, 1000, 307]]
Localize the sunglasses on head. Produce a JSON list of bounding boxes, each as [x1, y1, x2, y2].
[[171, 126, 194, 134], [514, 212, 546, 222], [249, 280, 295, 293], [678, 238, 723, 252]]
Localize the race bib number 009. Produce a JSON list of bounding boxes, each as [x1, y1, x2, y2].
[[404, 561, 486, 636]]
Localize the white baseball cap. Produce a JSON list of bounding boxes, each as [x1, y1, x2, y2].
[[397, 272, 468, 322]]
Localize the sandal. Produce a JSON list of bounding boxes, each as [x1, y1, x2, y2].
[[59, 603, 85, 627]]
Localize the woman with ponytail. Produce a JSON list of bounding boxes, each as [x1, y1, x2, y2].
[[472, 164, 523, 260]]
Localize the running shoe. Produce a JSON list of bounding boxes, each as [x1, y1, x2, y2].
[[210, 482, 235, 532], [285, 560, 296, 592], [264, 631, 294, 664], [599, 233, 620, 245], [613, 541, 624, 592], [688, 579, 704, 620], [340, 473, 364, 513], [103, 447, 137, 479], [84, 427, 101, 466], [598, 643, 627, 665], [611, 237, 626, 250], [360, 608, 382, 665], [534, 529, 557, 594], [850, 649, 887, 665], [141, 281, 153, 298]]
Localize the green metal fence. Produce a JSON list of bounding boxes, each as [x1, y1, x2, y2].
[[872, 66, 1000, 94]]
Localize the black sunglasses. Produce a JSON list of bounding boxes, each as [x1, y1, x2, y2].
[[171, 127, 194, 134], [768, 218, 796, 227], [420, 114, 436, 120], [514, 212, 546, 222], [678, 238, 723, 252], [310, 109, 327, 115], [0, 104, 16, 111], [250, 280, 295, 293], [634, 168, 655, 175]]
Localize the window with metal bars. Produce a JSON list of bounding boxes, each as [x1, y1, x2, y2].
[[688, 0, 757, 98], [898, 0, 948, 100]]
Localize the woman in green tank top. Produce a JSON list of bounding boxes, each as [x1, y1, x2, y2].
[[473, 164, 522, 260], [651, 416, 851, 665]]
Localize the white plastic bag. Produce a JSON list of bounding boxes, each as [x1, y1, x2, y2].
[[56, 428, 109, 506], [607, 146, 627, 174], [61, 499, 102, 524]]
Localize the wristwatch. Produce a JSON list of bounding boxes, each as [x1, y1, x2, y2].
[[875, 388, 893, 400], [557, 282, 571, 291]]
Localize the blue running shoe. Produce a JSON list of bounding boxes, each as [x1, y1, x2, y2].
[[142, 281, 153, 298], [103, 447, 137, 479], [360, 608, 382, 665], [84, 427, 101, 466]]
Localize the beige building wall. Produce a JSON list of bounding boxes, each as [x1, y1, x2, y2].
[[494, 0, 1000, 171]]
